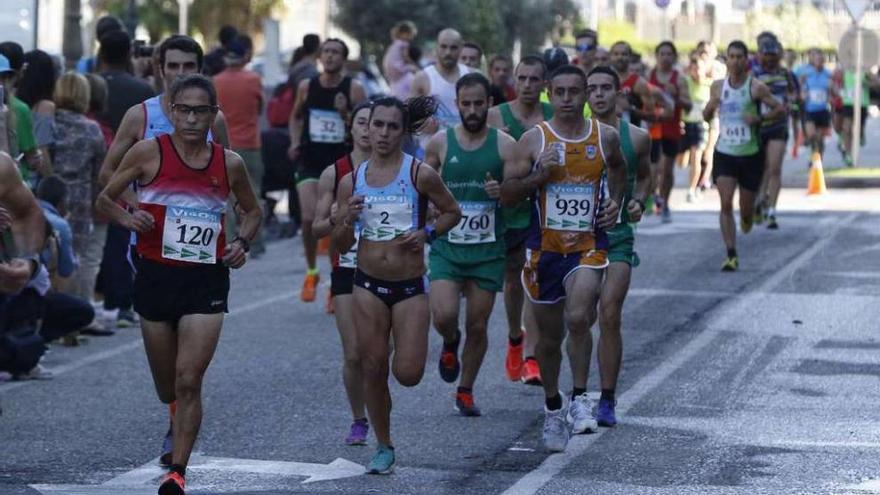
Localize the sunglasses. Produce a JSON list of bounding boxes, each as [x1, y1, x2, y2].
[[576, 43, 596, 53], [171, 103, 218, 116]]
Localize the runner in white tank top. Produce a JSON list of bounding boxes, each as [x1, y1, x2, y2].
[[411, 28, 472, 146]]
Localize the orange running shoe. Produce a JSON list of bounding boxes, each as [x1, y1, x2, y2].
[[521, 357, 542, 386], [301, 273, 319, 302], [505, 337, 524, 381], [158, 471, 185, 495], [325, 289, 334, 314], [317, 236, 330, 255]]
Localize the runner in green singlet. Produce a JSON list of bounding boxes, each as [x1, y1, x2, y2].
[[703, 41, 784, 272], [487, 55, 552, 386], [586, 66, 652, 428], [426, 73, 519, 415]]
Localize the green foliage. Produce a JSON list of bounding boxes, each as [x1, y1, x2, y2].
[[332, 0, 580, 60], [746, 3, 834, 51], [94, 0, 283, 43]]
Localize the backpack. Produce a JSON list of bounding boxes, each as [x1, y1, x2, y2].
[[266, 83, 295, 128]]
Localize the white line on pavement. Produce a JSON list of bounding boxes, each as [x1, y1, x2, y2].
[[500, 213, 859, 495], [0, 289, 305, 395]]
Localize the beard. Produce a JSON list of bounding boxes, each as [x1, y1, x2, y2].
[[461, 111, 488, 133]]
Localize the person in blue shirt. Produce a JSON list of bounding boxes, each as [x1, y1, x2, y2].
[[35, 176, 76, 279], [799, 48, 837, 161]]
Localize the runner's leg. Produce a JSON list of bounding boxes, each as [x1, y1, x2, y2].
[[563, 268, 603, 390], [764, 139, 786, 212], [717, 176, 737, 251], [459, 281, 496, 390], [532, 300, 565, 399], [390, 294, 430, 387], [598, 263, 631, 392], [297, 180, 319, 270], [354, 287, 393, 445], [334, 293, 365, 420], [504, 245, 525, 341], [430, 279, 462, 345], [171, 313, 224, 468], [141, 319, 178, 404]]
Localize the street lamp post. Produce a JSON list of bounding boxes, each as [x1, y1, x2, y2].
[[178, 0, 189, 35], [62, 0, 83, 70]]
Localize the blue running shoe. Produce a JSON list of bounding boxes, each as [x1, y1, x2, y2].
[[159, 425, 173, 467], [367, 444, 395, 474], [597, 398, 617, 427]]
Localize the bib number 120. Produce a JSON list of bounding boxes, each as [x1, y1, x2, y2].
[[176, 224, 215, 247]]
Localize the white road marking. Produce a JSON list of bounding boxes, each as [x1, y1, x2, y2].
[[31, 454, 363, 493], [500, 213, 859, 495], [847, 479, 880, 493]]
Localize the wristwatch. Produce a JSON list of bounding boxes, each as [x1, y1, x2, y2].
[[231, 236, 250, 253], [21, 254, 40, 280], [633, 198, 646, 213], [424, 225, 437, 244]]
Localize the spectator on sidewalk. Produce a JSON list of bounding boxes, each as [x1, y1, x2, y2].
[[383, 21, 419, 99], [203, 25, 238, 77], [52, 73, 108, 316], [18, 50, 57, 177], [214, 35, 266, 255], [96, 29, 152, 328], [0, 43, 42, 180]]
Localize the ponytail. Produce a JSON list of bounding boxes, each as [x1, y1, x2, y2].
[[369, 95, 438, 135]]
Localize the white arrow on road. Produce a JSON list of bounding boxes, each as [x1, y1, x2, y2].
[[30, 454, 363, 494]]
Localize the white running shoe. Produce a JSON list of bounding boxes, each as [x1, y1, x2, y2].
[[566, 393, 598, 434], [543, 403, 570, 452]]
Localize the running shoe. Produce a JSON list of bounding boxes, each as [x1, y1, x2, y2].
[[596, 398, 617, 427], [505, 336, 524, 381], [521, 358, 542, 386], [753, 200, 765, 225], [542, 404, 570, 452], [158, 472, 185, 495], [644, 195, 655, 216], [454, 391, 482, 417], [301, 273, 319, 302], [116, 309, 137, 328], [438, 333, 461, 383], [366, 444, 395, 474], [325, 290, 334, 314], [767, 215, 779, 230], [686, 190, 697, 203], [345, 418, 368, 446], [740, 216, 753, 234], [566, 393, 598, 434], [721, 256, 739, 272], [159, 425, 173, 467], [661, 205, 671, 224]]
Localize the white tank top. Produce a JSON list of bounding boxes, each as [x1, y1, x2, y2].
[[425, 64, 471, 130]]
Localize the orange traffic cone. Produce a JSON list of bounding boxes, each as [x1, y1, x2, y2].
[[807, 151, 827, 195]]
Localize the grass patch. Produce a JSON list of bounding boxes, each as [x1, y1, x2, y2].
[[825, 167, 880, 178]]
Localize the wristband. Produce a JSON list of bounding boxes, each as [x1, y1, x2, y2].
[[231, 236, 250, 253], [424, 225, 437, 244], [21, 254, 40, 280]]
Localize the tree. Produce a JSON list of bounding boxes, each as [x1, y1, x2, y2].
[[94, 0, 283, 43], [333, 0, 579, 61]]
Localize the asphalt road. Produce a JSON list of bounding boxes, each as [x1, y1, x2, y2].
[[1, 151, 879, 494]]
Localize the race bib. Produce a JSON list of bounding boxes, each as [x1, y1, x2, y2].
[[448, 201, 496, 244], [808, 89, 828, 105], [544, 183, 596, 232], [162, 206, 220, 264], [720, 122, 751, 146], [309, 109, 345, 143], [339, 232, 359, 268], [361, 195, 413, 241]]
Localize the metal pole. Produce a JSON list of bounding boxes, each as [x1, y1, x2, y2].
[[178, 0, 188, 35], [853, 25, 863, 167]]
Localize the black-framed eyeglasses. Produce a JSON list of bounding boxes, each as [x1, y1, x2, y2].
[[171, 103, 218, 116]]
